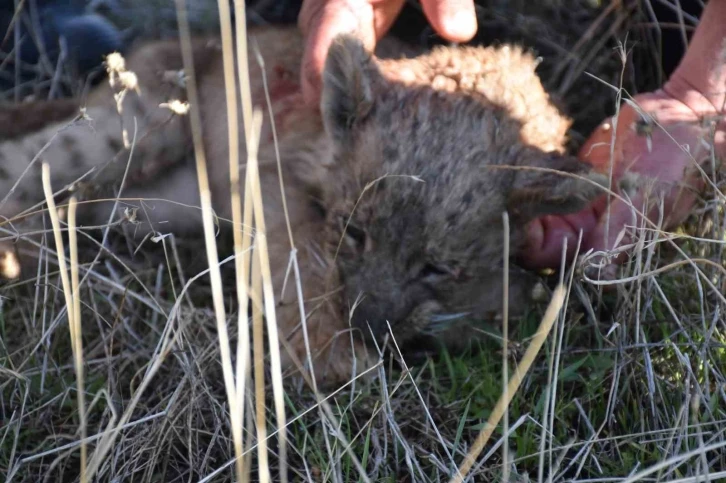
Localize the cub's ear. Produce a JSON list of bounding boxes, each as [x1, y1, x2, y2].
[[507, 152, 608, 221], [321, 34, 379, 144]]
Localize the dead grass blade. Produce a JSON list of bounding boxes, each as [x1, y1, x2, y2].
[[41, 164, 87, 482], [619, 441, 726, 483], [215, 0, 253, 479], [501, 211, 510, 483], [245, 106, 290, 483], [234, 1, 289, 478], [171, 1, 246, 481], [67, 196, 86, 480], [251, 240, 271, 482]]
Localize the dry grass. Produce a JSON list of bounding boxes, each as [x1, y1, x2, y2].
[[2, 0, 726, 482]]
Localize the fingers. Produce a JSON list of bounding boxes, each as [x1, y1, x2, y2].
[[298, 0, 477, 106], [299, 0, 372, 106], [298, 0, 405, 106], [519, 203, 602, 270]]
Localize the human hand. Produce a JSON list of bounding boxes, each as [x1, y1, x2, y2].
[[521, 88, 725, 272], [298, 0, 478, 105]]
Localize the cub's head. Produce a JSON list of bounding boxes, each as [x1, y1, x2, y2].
[[316, 35, 605, 348]]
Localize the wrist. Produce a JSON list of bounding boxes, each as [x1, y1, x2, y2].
[[658, 75, 726, 158], [662, 74, 724, 118], [662, 0, 726, 115]]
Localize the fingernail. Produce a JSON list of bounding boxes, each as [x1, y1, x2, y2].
[[444, 10, 477, 41]]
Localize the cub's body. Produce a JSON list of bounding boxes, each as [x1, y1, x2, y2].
[[0, 26, 602, 383]]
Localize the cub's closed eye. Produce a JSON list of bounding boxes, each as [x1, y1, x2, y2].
[[419, 263, 450, 280], [340, 216, 366, 247], [345, 224, 366, 245]]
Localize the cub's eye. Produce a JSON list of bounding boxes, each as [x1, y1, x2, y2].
[[345, 224, 366, 246], [419, 263, 451, 282], [339, 215, 366, 249]]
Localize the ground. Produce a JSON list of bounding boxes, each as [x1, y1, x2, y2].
[[1, 1, 725, 482]]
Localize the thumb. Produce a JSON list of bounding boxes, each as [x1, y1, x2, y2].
[[519, 202, 602, 270], [299, 1, 377, 106]]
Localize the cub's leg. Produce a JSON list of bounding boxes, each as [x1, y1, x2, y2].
[[0, 38, 212, 220], [0, 38, 219, 279], [0, 99, 81, 141]]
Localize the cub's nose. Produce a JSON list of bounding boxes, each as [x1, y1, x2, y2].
[[348, 296, 390, 342]]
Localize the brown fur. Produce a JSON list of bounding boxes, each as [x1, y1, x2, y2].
[[0, 26, 604, 385], [0, 99, 82, 141]]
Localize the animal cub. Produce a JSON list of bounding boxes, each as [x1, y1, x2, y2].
[[0, 26, 605, 384]]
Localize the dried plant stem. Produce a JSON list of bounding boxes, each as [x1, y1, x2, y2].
[[251, 243, 270, 483], [238, 134, 256, 469], [41, 164, 86, 483], [172, 1, 245, 482], [246, 107, 289, 483], [449, 284, 567, 483], [234, 0, 289, 478], [501, 211, 510, 483], [67, 197, 86, 480], [215, 0, 252, 480]]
